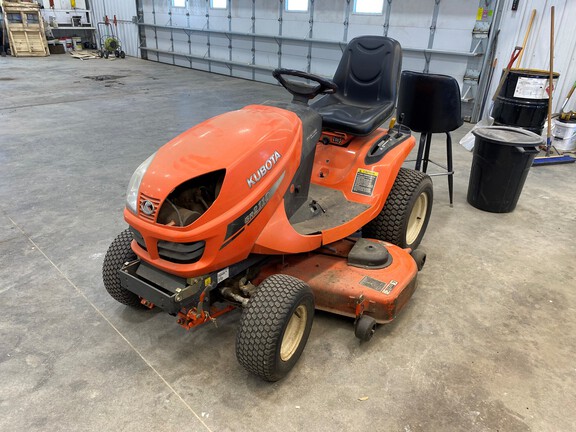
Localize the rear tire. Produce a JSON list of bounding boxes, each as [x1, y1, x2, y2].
[[120, 51, 126, 59], [363, 168, 433, 250], [236, 274, 314, 382], [102, 229, 143, 308]]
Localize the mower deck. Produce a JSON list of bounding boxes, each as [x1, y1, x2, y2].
[[256, 238, 418, 324]]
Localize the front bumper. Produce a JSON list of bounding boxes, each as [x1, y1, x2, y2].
[[119, 260, 203, 315]]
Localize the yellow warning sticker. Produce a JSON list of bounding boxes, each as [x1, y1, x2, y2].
[[352, 169, 379, 196], [204, 277, 212, 286], [476, 7, 483, 21]]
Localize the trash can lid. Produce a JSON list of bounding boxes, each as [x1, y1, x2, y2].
[[472, 126, 544, 146]]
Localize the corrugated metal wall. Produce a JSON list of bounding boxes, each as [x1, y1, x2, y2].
[[90, 0, 140, 58], [135, 0, 497, 120], [485, 0, 576, 116]]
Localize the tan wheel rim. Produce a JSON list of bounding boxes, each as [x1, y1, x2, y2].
[[280, 305, 307, 361], [406, 192, 428, 245]]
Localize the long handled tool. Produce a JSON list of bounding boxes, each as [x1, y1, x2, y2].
[[560, 79, 576, 114], [533, 6, 576, 166], [492, 46, 522, 102], [546, 6, 555, 156], [514, 9, 536, 68]]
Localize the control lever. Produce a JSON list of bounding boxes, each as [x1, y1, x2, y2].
[[394, 113, 405, 139]]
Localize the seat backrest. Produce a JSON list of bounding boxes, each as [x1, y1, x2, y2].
[[397, 71, 463, 133], [332, 36, 402, 106]]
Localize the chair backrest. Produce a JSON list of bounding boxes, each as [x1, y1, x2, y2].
[[397, 71, 463, 133], [332, 36, 402, 106]]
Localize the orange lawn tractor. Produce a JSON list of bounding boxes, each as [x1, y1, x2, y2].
[[103, 36, 433, 381]]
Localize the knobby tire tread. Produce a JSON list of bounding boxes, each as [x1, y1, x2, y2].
[[102, 229, 143, 308]]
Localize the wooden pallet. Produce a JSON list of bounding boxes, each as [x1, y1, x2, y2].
[[69, 50, 99, 60], [1, 0, 49, 57]]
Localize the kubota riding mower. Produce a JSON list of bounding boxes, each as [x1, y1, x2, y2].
[[103, 36, 433, 382]]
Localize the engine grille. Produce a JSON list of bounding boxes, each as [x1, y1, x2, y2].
[[158, 240, 205, 264], [130, 227, 205, 264], [138, 193, 161, 222]]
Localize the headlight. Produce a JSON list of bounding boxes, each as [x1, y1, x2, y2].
[[126, 153, 156, 214]]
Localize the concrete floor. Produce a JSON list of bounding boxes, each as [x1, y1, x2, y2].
[[1, 55, 575, 432]]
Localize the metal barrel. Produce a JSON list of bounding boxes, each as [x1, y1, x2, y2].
[[491, 69, 560, 135]]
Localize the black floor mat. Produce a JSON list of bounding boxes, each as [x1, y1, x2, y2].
[[289, 184, 370, 235]]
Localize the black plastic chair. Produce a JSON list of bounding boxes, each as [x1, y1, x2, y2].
[[311, 36, 402, 136], [396, 71, 463, 205]]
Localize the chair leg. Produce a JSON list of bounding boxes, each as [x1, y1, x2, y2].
[[446, 132, 454, 206], [415, 133, 427, 171], [422, 133, 432, 173]]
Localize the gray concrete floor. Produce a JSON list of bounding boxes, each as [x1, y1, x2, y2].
[[1, 55, 575, 432]]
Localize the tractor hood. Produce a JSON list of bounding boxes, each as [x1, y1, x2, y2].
[[137, 104, 302, 224]]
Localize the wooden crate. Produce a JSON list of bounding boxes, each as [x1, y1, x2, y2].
[[2, 0, 49, 57]]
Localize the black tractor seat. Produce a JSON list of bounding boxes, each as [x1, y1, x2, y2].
[[311, 36, 402, 137]]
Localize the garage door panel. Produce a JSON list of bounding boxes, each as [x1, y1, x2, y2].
[[171, 14, 187, 27], [173, 39, 188, 54], [436, 0, 479, 29], [255, 19, 279, 35], [387, 26, 430, 50], [282, 19, 312, 38], [210, 16, 229, 31], [433, 28, 473, 52], [231, 47, 252, 64], [388, 1, 435, 27], [231, 18, 251, 33], [314, 22, 343, 41], [429, 55, 467, 85], [347, 24, 384, 41]]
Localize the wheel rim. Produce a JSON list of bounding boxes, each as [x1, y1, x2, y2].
[[280, 304, 307, 361], [406, 192, 428, 245]]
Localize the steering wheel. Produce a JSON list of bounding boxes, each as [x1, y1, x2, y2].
[[272, 68, 338, 103]]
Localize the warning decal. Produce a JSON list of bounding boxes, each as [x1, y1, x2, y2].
[[359, 277, 399, 295], [382, 280, 398, 295], [359, 276, 386, 291], [513, 77, 558, 100], [352, 168, 378, 196]]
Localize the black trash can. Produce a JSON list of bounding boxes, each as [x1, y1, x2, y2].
[[467, 126, 542, 213]]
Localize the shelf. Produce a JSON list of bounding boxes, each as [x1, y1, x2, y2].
[[47, 9, 90, 13], [51, 26, 95, 30]]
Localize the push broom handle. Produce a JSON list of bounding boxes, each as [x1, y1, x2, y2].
[[515, 9, 536, 68], [546, 6, 554, 156]]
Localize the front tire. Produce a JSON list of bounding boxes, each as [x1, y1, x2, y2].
[[102, 229, 143, 308], [363, 168, 433, 250], [236, 275, 314, 382]]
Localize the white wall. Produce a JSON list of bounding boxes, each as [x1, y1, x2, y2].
[[486, 0, 576, 116]]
